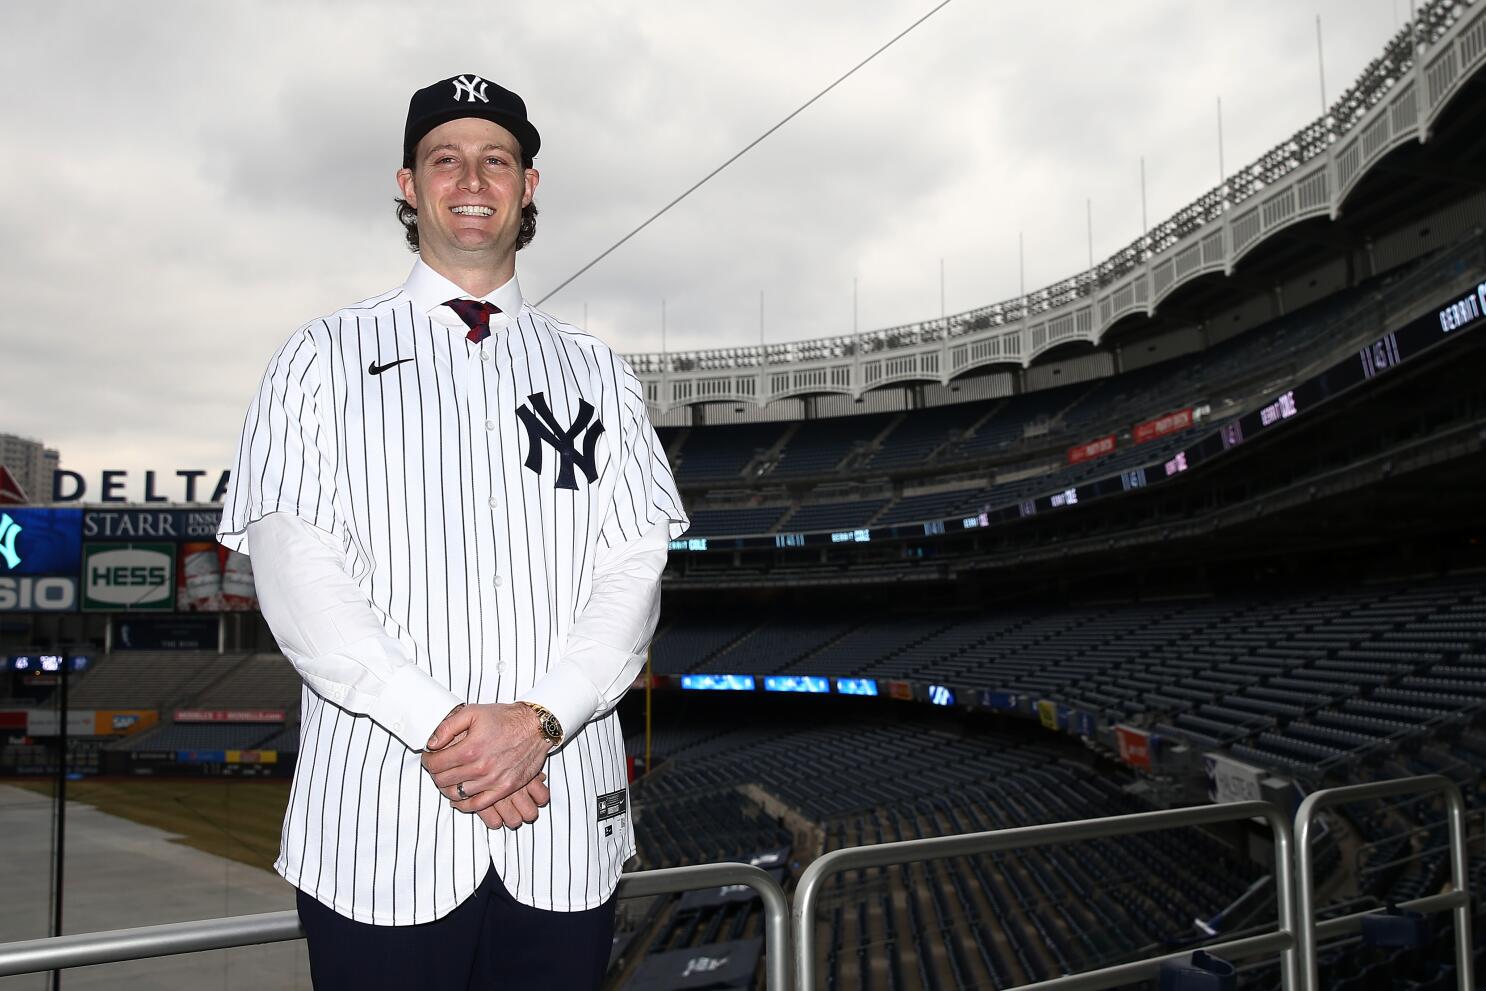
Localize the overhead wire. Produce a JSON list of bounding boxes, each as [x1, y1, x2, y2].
[[535, 0, 958, 306]]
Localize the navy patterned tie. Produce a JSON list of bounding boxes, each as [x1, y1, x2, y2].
[[444, 298, 501, 344]]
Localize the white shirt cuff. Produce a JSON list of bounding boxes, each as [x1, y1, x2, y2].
[[371, 664, 464, 751], [518, 656, 609, 746]]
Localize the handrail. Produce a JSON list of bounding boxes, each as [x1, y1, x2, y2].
[[0, 862, 792, 991], [1295, 774, 1473, 991], [791, 799, 1298, 991], [4, 776, 1476, 989]]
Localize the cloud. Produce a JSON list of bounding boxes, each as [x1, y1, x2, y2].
[[0, 0, 1401, 494]]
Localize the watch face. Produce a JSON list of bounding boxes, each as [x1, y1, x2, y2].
[[540, 712, 562, 741]]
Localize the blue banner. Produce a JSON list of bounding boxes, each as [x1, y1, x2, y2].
[[83, 509, 223, 541], [0, 508, 82, 576]]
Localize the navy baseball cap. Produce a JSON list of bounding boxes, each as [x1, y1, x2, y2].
[[403, 74, 541, 167]]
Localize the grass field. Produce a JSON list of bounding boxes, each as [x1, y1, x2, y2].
[[13, 778, 291, 873]]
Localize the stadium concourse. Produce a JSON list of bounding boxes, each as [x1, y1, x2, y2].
[[6, 2, 1486, 988]]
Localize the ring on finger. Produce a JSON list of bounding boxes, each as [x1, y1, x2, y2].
[[456, 782, 468, 800]]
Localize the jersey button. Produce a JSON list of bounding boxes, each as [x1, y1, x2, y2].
[[496, 662, 508, 674], [479, 348, 490, 362], [484, 419, 496, 431], [487, 497, 499, 510], [493, 574, 505, 589]]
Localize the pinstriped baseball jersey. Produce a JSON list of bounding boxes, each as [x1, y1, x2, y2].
[[218, 263, 687, 924]]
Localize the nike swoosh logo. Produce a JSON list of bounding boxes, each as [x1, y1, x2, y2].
[[367, 358, 414, 376]]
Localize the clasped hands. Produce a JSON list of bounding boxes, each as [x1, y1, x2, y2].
[[421, 702, 552, 830]]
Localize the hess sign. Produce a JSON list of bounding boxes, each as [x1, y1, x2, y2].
[[83, 543, 175, 611]]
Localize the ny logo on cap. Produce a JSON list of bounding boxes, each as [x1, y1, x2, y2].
[[451, 74, 490, 103]]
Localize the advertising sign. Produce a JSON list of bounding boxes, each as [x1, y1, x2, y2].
[[174, 709, 286, 723], [835, 678, 878, 696], [979, 690, 1019, 711], [83, 509, 223, 541], [114, 616, 219, 650], [762, 676, 829, 693], [175, 749, 279, 765], [1204, 752, 1266, 804], [1066, 709, 1096, 736], [678, 674, 755, 691], [1115, 725, 1152, 769], [1067, 435, 1117, 464], [1036, 700, 1060, 730], [886, 681, 914, 701], [53, 470, 230, 504], [926, 684, 955, 706], [0, 509, 82, 574], [177, 542, 257, 612], [1133, 407, 1194, 444], [0, 508, 82, 612], [94, 710, 158, 735], [27, 710, 98, 736], [8, 654, 88, 673], [29, 709, 158, 736], [0, 576, 77, 612], [83, 543, 175, 611]]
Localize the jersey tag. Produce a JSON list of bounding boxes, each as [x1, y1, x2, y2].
[[597, 789, 627, 821]]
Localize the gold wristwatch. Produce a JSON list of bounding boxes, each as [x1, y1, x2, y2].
[[521, 701, 563, 746]]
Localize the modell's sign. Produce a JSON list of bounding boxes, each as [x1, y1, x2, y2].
[[1132, 408, 1193, 444], [174, 709, 286, 723]]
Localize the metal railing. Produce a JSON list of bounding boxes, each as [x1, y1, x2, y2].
[[623, 0, 1477, 382], [1295, 775, 1474, 991], [792, 799, 1299, 991], [0, 862, 792, 991], [2, 776, 1478, 990]]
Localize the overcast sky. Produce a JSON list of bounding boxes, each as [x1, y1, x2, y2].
[[2, 0, 1406, 498]]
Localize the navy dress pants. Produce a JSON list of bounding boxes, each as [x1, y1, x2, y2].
[[296, 865, 618, 990]]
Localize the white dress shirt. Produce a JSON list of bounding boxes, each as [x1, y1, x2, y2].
[[219, 260, 687, 923]]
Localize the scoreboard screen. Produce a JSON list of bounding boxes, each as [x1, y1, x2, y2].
[[763, 675, 830, 693], [679, 674, 756, 691], [9, 654, 88, 672]]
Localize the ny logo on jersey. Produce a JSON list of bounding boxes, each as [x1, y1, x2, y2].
[[0, 513, 21, 570], [451, 74, 490, 103], [515, 392, 604, 490]]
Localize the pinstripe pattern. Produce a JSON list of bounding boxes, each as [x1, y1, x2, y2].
[[219, 277, 686, 925]]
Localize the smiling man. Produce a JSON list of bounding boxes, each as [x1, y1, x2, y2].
[[218, 74, 687, 989]]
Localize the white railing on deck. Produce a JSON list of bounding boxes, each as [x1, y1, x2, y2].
[[629, 0, 1486, 413]]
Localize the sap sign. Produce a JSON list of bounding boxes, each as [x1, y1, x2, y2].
[[83, 543, 175, 611]]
